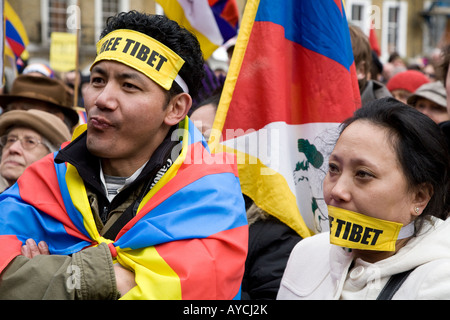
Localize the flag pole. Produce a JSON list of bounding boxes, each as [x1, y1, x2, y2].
[[73, 0, 80, 107], [1, 0, 5, 90]]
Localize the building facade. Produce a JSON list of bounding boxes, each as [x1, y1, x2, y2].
[[346, 0, 449, 62], [10, 0, 448, 70], [10, 0, 246, 72]]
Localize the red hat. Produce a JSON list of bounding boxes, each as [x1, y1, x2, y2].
[[386, 70, 430, 93]]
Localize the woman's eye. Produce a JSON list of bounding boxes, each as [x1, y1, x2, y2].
[[328, 163, 339, 174]]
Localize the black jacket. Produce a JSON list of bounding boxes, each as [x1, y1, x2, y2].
[[241, 214, 302, 300]]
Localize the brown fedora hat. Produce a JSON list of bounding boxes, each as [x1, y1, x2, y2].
[[0, 74, 79, 127]]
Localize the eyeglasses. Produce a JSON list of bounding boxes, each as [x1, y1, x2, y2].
[[0, 134, 45, 150]]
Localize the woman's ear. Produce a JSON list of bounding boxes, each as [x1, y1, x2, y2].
[[164, 93, 192, 126], [411, 183, 433, 216]]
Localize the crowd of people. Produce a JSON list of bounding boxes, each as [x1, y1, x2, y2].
[[0, 12, 449, 300]]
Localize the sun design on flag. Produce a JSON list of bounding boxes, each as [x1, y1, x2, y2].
[[293, 138, 329, 232]]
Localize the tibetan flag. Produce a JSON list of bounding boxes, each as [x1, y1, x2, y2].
[[210, 0, 361, 238], [0, 119, 248, 300], [74, 106, 87, 126], [4, 0, 29, 58], [156, 0, 239, 59]]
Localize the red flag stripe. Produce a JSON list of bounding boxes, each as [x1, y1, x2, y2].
[[222, 21, 359, 136]]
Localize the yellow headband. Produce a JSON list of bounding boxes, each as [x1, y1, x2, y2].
[[328, 206, 414, 252], [92, 29, 188, 92]]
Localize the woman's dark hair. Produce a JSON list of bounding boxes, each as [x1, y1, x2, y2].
[[340, 97, 450, 232], [188, 84, 223, 117], [100, 11, 205, 99]]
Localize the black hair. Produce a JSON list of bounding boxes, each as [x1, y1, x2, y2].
[[340, 97, 450, 231], [100, 11, 205, 99], [188, 84, 223, 117]]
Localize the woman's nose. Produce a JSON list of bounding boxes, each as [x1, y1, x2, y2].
[[328, 175, 352, 203]]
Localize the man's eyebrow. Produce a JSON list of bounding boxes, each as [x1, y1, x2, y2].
[[91, 65, 107, 75], [117, 71, 145, 82], [91, 65, 145, 83]]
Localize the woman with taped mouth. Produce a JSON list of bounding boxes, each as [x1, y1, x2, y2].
[[277, 97, 450, 300]]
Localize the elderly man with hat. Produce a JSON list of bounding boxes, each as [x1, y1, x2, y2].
[[0, 109, 71, 191], [0, 75, 79, 131], [407, 81, 448, 124]]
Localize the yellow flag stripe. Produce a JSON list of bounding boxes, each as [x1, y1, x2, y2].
[[118, 247, 182, 300]]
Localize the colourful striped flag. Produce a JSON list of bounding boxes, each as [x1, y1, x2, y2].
[[156, 0, 239, 59], [4, 0, 29, 58], [0, 118, 248, 299], [74, 106, 87, 126], [210, 0, 361, 238]]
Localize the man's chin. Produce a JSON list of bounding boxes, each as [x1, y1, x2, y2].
[[86, 137, 115, 159]]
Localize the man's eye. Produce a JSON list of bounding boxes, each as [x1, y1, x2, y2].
[[123, 82, 139, 90], [355, 170, 374, 179], [91, 77, 104, 84], [6, 136, 17, 143], [24, 138, 38, 146]]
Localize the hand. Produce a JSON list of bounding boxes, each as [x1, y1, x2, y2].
[[113, 263, 136, 297], [21, 239, 50, 258]]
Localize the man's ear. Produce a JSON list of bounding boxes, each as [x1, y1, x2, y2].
[[411, 182, 433, 217], [164, 93, 192, 126]]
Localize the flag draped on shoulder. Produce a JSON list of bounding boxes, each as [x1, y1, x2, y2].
[[0, 119, 248, 300], [210, 0, 361, 238], [155, 0, 240, 59]]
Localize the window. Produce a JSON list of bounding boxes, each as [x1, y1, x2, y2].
[[94, 0, 129, 42], [48, 0, 68, 33], [382, 1, 408, 60], [386, 7, 399, 54], [41, 0, 78, 44], [346, 0, 373, 35], [352, 4, 364, 21], [101, 0, 119, 29]]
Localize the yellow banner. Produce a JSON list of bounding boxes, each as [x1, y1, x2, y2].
[[50, 32, 77, 72], [92, 29, 185, 91], [328, 206, 403, 252]]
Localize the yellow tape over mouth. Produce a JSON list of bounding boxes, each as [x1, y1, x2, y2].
[[92, 29, 185, 91], [328, 205, 403, 252]]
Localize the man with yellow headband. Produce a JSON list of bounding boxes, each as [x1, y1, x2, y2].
[[0, 11, 248, 300]]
